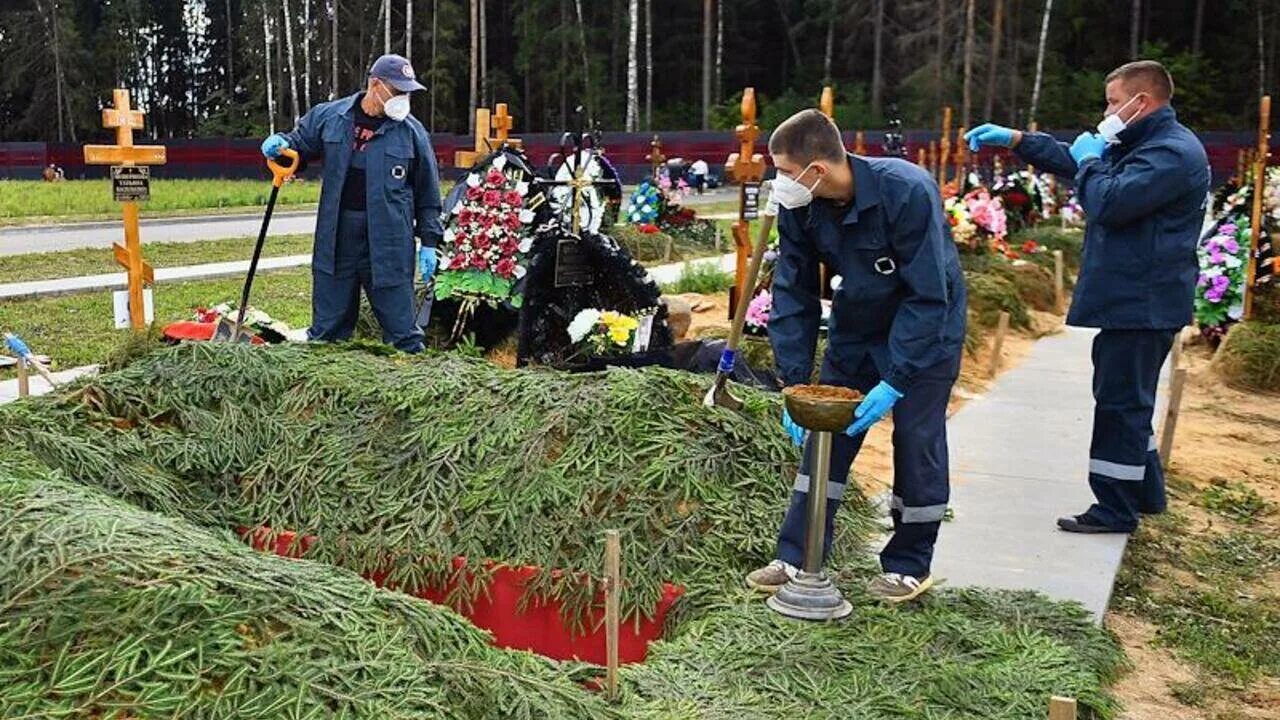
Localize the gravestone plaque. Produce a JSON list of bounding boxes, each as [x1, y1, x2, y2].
[[111, 166, 150, 202], [554, 237, 595, 288]]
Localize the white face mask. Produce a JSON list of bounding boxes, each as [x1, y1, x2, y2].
[[771, 164, 823, 210], [375, 82, 412, 122], [1097, 93, 1143, 144]]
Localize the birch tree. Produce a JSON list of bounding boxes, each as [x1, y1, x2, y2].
[[961, 0, 975, 126], [574, 0, 591, 122], [702, 0, 712, 129], [626, 0, 639, 131], [282, 0, 301, 120], [385, 0, 391, 54], [644, 0, 652, 129], [1129, 0, 1140, 59], [983, 0, 1005, 120], [1029, 0, 1053, 127], [406, 0, 413, 64], [469, 0, 478, 133], [329, 0, 338, 99], [870, 0, 884, 119], [263, 4, 276, 133]]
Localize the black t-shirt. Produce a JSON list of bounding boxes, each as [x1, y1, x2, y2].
[[340, 96, 387, 211]]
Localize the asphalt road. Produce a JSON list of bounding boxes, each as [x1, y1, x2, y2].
[[0, 210, 317, 256]]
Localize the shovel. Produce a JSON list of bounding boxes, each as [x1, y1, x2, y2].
[[215, 148, 300, 343], [703, 197, 778, 410]]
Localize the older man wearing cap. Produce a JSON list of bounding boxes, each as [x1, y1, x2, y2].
[[260, 53, 442, 353]]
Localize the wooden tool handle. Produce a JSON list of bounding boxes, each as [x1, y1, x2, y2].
[[725, 203, 777, 354]]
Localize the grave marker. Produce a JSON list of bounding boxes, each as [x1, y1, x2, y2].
[[724, 87, 766, 317]]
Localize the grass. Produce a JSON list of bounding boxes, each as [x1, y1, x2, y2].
[[0, 179, 323, 224], [1212, 321, 1280, 393], [0, 233, 314, 285], [1114, 475, 1280, 700], [660, 262, 735, 295], [0, 266, 314, 377]]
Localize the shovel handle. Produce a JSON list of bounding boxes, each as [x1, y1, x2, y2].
[[268, 148, 300, 189], [722, 200, 779, 365]]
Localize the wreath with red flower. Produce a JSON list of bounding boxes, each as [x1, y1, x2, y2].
[[434, 153, 539, 309]]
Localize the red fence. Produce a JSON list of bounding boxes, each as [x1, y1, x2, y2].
[[3, 129, 1272, 186]]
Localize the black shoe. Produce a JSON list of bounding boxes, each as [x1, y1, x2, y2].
[[1056, 515, 1134, 534]]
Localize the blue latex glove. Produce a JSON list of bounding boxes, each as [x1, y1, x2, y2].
[[781, 408, 806, 448], [261, 134, 289, 159], [846, 381, 904, 437], [1069, 132, 1106, 164], [3, 332, 31, 358], [964, 123, 1015, 152], [418, 247, 438, 283]]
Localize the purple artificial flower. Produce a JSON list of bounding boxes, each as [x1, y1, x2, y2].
[[1220, 223, 1238, 235], [1209, 250, 1225, 264], [1197, 273, 1209, 287], [1224, 239, 1240, 254], [1213, 275, 1231, 289]]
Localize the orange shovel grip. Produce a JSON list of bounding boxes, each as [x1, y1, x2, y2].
[[268, 148, 300, 188]]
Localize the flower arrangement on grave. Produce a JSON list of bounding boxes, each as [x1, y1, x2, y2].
[[745, 289, 772, 333], [435, 155, 537, 310], [1059, 191, 1085, 227], [191, 303, 299, 338], [566, 307, 651, 357], [993, 170, 1052, 232], [625, 180, 663, 225], [1195, 217, 1251, 337], [946, 188, 1009, 256]]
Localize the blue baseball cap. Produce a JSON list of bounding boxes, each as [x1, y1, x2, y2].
[[369, 54, 427, 92]]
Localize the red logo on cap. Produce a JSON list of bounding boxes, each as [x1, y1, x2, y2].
[[402, 64, 415, 78]]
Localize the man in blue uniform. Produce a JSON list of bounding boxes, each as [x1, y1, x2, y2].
[[965, 61, 1209, 533], [260, 53, 442, 353], [745, 110, 967, 603]]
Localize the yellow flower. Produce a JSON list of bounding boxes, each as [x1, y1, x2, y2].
[[600, 312, 638, 346]]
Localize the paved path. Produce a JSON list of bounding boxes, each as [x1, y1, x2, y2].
[[931, 326, 1168, 620], [0, 211, 316, 256], [0, 252, 735, 301], [0, 365, 98, 405]]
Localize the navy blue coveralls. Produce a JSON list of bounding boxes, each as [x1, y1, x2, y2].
[[769, 154, 968, 578], [283, 92, 443, 352], [1015, 106, 1209, 530]]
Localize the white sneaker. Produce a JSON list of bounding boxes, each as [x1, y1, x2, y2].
[[745, 560, 799, 593], [867, 572, 934, 603]]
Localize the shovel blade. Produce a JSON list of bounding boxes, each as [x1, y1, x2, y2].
[[212, 317, 256, 344], [703, 374, 745, 411]]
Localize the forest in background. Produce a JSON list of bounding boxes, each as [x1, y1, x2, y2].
[[0, 0, 1277, 143]]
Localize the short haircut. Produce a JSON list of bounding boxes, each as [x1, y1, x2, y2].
[[1105, 60, 1174, 101], [768, 109, 846, 164]]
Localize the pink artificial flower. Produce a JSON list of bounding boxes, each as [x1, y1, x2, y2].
[[450, 254, 468, 270], [486, 169, 505, 186], [745, 290, 772, 328], [470, 253, 489, 270], [465, 186, 484, 201], [495, 257, 517, 278], [504, 212, 522, 231], [473, 235, 492, 251], [504, 190, 523, 207], [483, 189, 502, 207]]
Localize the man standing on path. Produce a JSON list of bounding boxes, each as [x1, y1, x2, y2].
[[966, 61, 1209, 534], [744, 110, 967, 603], [260, 54, 442, 353]]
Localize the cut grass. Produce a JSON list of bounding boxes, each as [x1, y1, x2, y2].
[[0, 233, 314, 284], [1212, 321, 1280, 393], [0, 266, 314, 378], [0, 179, 324, 223], [1114, 477, 1280, 699], [660, 261, 735, 295]]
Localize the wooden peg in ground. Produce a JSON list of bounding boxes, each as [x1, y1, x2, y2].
[[988, 311, 1010, 379], [1048, 696, 1077, 720], [603, 529, 621, 702]]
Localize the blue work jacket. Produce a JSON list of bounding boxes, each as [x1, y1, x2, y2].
[[1015, 106, 1209, 329], [283, 92, 443, 288], [769, 154, 967, 391]]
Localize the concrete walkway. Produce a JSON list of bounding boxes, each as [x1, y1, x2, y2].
[[0, 365, 98, 405], [0, 252, 735, 302], [932, 326, 1167, 620], [0, 211, 316, 256]]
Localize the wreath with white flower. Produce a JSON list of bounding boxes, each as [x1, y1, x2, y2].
[[434, 152, 539, 310]]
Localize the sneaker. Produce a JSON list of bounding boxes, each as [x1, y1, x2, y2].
[[867, 572, 934, 603], [1056, 515, 1133, 534], [745, 560, 797, 594]]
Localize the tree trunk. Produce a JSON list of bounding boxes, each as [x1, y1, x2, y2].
[[1192, 0, 1205, 55], [227, 0, 235, 95], [574, 0, 591, 122], [304, 0, 312, 108], [275, 7, 286, 129], [983, 0, 1004, 120], [405, 0, 413, 63], [560, 0, 568, 128], [480, 0, 487, 107], [283, 0, 301, 121], [626, 0, 639, 131], [823, 1, 835, 84], [522, 5, 531, 129], [702, 0, 712, 129], [1259, 0, 1267, 100], [384, 0, 391, 54], [469, 0, 478, 134], [1009, 0, 1021, 123], [870, 0, 884, 119], [715, 0, 723, 104], [330, 0, 338, 99], [1029, 0, 1053, 127], [773, 0, 802, 77], [430, 0, 438, 128], [1129, 0, 1140, 59], [644, 0, 653, 129], [36, 0, 66, 142], [961, 0, 975, 127], [263, 4, 276, 133], [935, 0, 945, 107]]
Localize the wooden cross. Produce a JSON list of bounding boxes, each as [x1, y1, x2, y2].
[[853, 131, 866, 156], [83, 88, 166, 330], [645, 135, 666, 182], [953, 125, 969, 186], [819, 86, 835, 119], [937, 106, 953, 187], [454, 103, 522, 168], [725, 88, 766, 318], [1244, 94, 1272, 319]]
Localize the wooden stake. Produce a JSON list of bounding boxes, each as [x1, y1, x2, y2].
[[1170, 327, 1186, 374], [1048, 696, 1077, 720], [1158, 367, 1189, 469], [938, 106, 952, 187], [16, 357, 30, 399], [1053, 250, 1065, 314], [1244, 95, 1271, 320], [604, 529, 621, 702], [988, 311, 1010, 378]]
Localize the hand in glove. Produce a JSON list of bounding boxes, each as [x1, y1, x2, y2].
[[845, 381, 903, 437], [418, 247, 438, 283], [781, 408, 806, 448], [964, 123, 1019, 152], [1069, 132, 1107, 164], [260, 134, 289, 159]]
